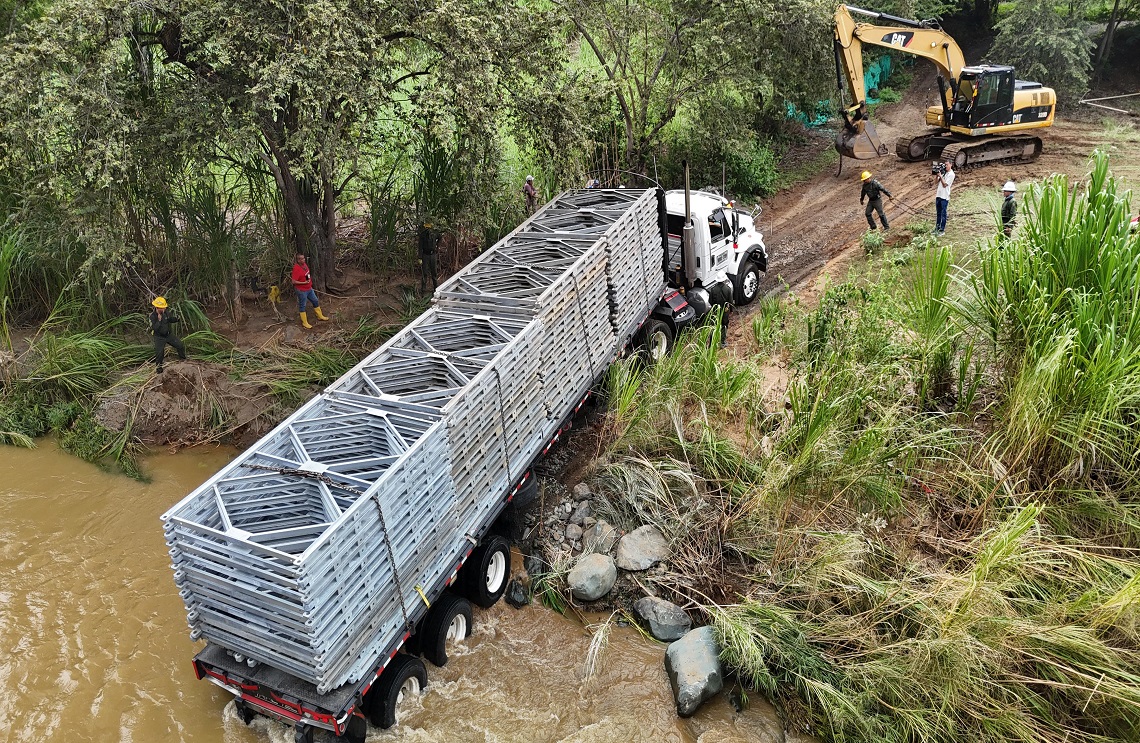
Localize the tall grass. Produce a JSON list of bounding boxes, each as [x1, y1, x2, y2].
[[589, 152, 1140, 742]]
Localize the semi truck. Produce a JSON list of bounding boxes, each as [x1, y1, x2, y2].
[[161, 180, 766, 743]]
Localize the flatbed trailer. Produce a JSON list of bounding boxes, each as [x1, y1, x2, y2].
[[164, 184, 766, 740]]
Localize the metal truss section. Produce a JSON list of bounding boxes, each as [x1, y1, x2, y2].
[[163, 188, 668, 695]]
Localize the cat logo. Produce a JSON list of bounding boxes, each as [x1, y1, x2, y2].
[[881, 31, 913, 47]]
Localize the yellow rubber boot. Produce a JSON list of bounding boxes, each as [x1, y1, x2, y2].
[[300, 312, 312, 329], [314, 307, 329, 321]]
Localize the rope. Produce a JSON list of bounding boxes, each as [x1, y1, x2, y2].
[[244, 463, 414, 631]]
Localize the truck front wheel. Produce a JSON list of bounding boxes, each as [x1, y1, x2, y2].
[[638, 319, 673, 363], [733, 261, 761, 306], [363, 654, 427, 729], [459, 535, 511, 608]]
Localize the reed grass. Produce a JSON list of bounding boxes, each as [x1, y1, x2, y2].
[[591, 152, 1140, 742]]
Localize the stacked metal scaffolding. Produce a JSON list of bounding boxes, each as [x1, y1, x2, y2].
[[162, 189, 666, 694]]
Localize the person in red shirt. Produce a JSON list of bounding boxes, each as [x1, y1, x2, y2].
[[292, 253, 329, 328]]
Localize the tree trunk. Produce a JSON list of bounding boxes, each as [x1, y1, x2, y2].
[[260, 127, 336, 294], [1094, 0, 1123, 73]]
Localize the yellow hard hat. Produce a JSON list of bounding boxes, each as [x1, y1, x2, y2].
[[152, 296, 168, 309], [861, 171, 872, 181]]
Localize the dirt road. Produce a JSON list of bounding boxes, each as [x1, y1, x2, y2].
[[752, 69, 1137, 300]]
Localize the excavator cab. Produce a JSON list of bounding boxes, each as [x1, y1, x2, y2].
[[948, 66, 1015, 129]]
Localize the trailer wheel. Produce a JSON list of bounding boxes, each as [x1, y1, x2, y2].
[[420, 592, 473, 667], [233, 699, 257, 726], [638, 319, 673, 363], [363, 654, 427, 729], [733, 261, 761, 305], [341, 712, 368, 743], [459, 535, 511, 608]]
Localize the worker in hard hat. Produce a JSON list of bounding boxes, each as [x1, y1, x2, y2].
[[859, 170, 892, 231], [292, 253, 329, 328], [523, 175, 538, 215], [1001, 181, 1018, 240], [148, 296, 186, 374]]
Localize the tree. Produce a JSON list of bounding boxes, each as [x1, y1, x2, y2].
[[562, 0, 833, 175], [0, 0, 559, 294], [987, 0, 1094, 104]]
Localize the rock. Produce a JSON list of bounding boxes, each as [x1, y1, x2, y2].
[[283, 325, 304, 343], [523, 553, 546, 577], [566, 553, 617, 601], [504, 578, 530, 608], [583, 520, 619, 553], [665, 626, 724, 717], [634, 596, 692, 641], [583, 517, 597, 528], [573, 482, 592, 499], [615, 525, 670, 571], [568, 500, 592, 525], [565, 523, 584, 541]]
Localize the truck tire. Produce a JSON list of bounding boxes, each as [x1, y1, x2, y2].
[[363, 654, 427, 729], [234, 699, 257, 725], [638, 319, 673, 363], [459, 535, 511, 608], [419, 592, 473, 667], [340, 713, 368, 743], [733, 260, 761, 306]]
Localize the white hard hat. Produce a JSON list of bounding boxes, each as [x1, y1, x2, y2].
[[1002, 181, 1017, 192], [525, 175, 534, 182]]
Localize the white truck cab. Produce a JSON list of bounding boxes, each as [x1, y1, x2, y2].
[[663, 189, 768, 306]]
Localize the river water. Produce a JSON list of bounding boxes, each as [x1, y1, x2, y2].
[[0, 444, 796, 743]]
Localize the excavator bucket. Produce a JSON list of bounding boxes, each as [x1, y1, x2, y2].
[[835, 119, 889, 160]]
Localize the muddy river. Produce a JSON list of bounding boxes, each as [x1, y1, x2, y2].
[[1, 444, 796, 742]]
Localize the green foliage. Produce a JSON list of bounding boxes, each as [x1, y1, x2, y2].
[[973, 151, 1140, 494], [862, 230, 885, 255], [751, 297, 787, 354], [875, 86, 902, 104], [988, 0, 1094, 103]]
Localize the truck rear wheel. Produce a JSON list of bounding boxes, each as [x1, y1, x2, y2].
[[419, 592, 473, 667], [459, 535, 511, 608], [363, 654, 427, 729], [733, 261, 761, 305]]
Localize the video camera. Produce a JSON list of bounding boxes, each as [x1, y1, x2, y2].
[[931, 161, 947, 176]]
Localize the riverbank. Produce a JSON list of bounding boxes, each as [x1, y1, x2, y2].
[[526, 150, 1140, 741]]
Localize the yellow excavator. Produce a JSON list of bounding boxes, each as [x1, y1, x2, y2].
[[833, 4, 1055, 167]]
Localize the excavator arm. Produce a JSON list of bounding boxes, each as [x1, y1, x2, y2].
[[834, 4, 967, 160]]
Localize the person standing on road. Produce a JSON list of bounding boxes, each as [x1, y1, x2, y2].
[[418, 219, 439, 294], [292, 253, 329, 328], [934, 160, 955, 236], [523, 175, 538, 215], [1001, 181, 1018, 241], [860, 170, 892, 230], [149, 296, 186, 374]]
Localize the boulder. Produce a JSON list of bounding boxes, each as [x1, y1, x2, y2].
[[634, 596, 691, 641], [615, 525, 670, 571], [565, 523, 584, 541], [665, 626, 724, 717], [523, 553, 547, 577], [567, 553, 617, 601], [504, 578, 530, 608], [583, 520, 619, 553], [573, 482, 592, 499], [568, 500, 592, 526]]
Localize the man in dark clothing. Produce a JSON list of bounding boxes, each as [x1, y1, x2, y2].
[[1001, 181, 1018, 240], [523, 175, 538, 215], [860, 170, 892, 230], [148, 296, 186, 374], [418, 220, 438, 293]]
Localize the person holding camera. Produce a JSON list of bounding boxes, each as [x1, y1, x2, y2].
[[933, 159, 955, 236]]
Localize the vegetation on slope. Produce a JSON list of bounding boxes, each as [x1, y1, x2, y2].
[[594, 151, 1140, 742]]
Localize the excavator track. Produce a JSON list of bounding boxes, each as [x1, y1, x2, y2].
[[897, 132, 1043, 168]]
